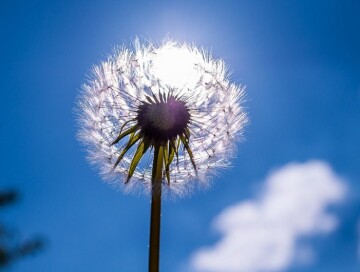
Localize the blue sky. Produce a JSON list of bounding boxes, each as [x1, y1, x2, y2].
[[1, 0, 359, 271]]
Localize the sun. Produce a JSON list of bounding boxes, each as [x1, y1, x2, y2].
[[152, 45, 201, 89]]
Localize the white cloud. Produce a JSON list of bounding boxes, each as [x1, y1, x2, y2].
[[190, 160, 346, 272]]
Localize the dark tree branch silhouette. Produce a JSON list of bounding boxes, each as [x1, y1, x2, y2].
[[0, 189, 45, 269]]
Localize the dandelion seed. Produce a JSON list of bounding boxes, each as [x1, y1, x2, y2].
[[77, 39, 248, 272]]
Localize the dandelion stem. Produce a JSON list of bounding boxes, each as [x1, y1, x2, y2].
[[149, 145, 164, 272]]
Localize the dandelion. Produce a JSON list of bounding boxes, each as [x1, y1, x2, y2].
[[77, 40, 247, 271]]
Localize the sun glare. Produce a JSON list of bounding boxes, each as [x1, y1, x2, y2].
[[152, 45, 201, 89]]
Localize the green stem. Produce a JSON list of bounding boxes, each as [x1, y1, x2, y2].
[[149, 145, 164, 272]]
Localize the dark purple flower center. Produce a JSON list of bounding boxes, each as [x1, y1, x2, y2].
[[137, 96, 190, 144]]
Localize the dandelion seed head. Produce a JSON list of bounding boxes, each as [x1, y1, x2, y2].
[[77, 39, 248, 197]]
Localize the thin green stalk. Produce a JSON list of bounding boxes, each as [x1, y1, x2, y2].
[[149, 145, 164, 272]]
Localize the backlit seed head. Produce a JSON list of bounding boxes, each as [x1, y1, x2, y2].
[[77, 39, 248, 197]]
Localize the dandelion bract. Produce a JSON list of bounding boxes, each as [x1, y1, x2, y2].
[[77, 40, 247, 196]]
